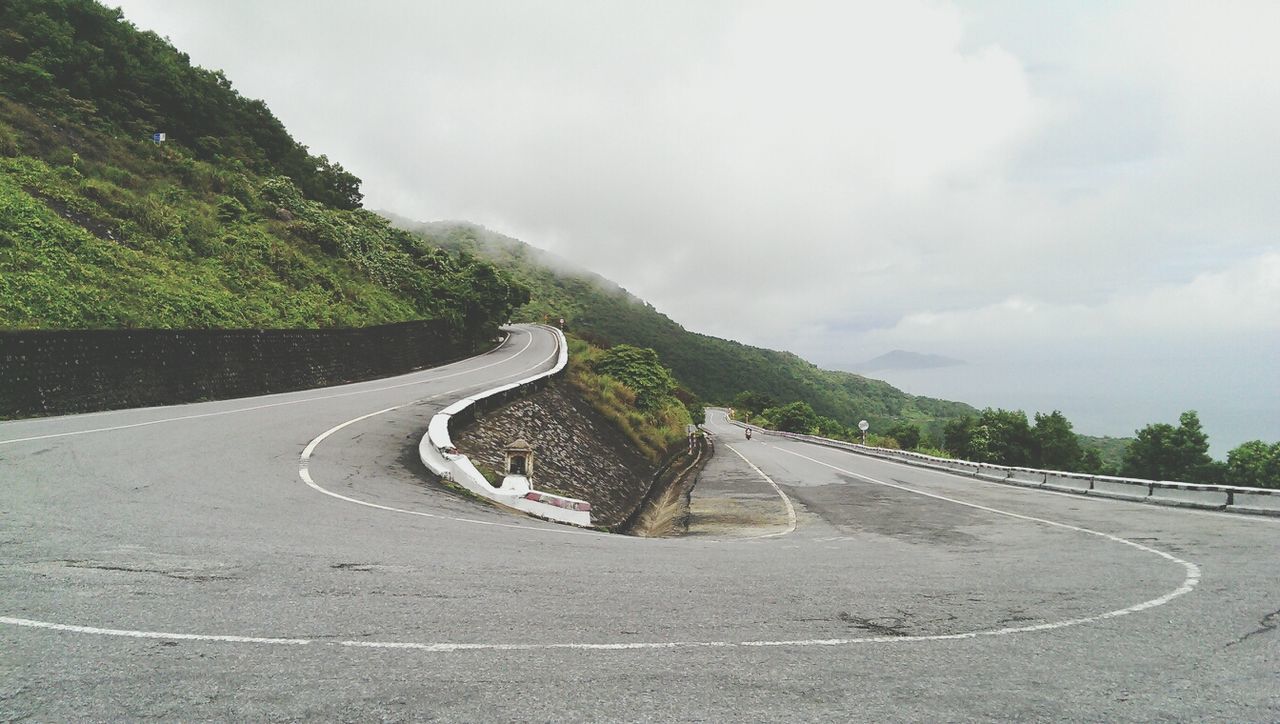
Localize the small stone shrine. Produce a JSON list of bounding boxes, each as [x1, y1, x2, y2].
[[502, 438, 534, 491]]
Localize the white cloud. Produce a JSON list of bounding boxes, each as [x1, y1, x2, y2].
[[857, 251, 1280, 356], [111, 0, 1280, 446]]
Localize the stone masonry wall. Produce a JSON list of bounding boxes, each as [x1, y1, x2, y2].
[[453, 379, 657, 528], [0, 319, 470, 418]]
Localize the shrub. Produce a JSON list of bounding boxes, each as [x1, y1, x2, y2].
[[216, 195, 246, 222], [0, 122, 18, 157]]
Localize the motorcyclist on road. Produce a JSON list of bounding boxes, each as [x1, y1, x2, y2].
[[745, 428, 752, 440]]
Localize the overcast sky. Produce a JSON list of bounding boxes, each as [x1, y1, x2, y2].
[[112, 1, 1278, 447]]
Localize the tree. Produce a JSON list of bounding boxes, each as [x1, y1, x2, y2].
[[305, 154, 363, 210], [1225, 440, 1280, 489], [1032, 410, 1082, 470], [594, 345, 678, 411], [1122, 410, 1215, 481], [884, 421, 922, 450], [761, 401, 819, 434], [672, 386, 705, 426], [943, 415, 993, 461], [978, 408, 1034, 466], [815, 415, 848, 440], [969, 423, 992, 462], [731, 390, 776, 418], [942, 409, 1034, 464], [1078, 447, 1108, 476], [943, 416, 977, 458]]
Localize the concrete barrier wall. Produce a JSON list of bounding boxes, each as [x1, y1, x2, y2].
[[1149, 482, 1229, 510], [420, 326, 592, 527], [1229, 488, 1280, 516], [717, 411, 1278, 517], [977, 463, 1011, 483], [1007, 468, 1047, 488], [1043, 472, 1093, 493], [1090, 476, 1151, 502], [1, 320, 465, 418]]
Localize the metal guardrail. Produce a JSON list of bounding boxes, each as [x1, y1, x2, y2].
[[723, 414, 1279, 517]]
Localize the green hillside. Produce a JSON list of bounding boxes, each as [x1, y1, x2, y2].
[[0, 0, 526, 335], [385, 218, 978, 436]]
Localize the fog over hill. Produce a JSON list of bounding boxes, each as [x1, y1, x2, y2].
[[381, 214, 979, 440], [855, 350, 967, 372]]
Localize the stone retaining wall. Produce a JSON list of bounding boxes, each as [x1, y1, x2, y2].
[[1, 320, 471, 417], [453, 379, 658, 528]]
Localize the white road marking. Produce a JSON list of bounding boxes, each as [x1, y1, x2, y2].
[[298, 404, 602, 539], [295, 330, 607, 539], [0, 439, 1206, 653], [0, 333, 517, 445], [767, 443, 1201, 608], [0, 348, 1205, 653], [295, 332, 771, 544], [0, 616, 312, 645], [724, 443, 797, 538]]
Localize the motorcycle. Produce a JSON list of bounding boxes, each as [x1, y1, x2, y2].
[[745, 428, 752, 440]]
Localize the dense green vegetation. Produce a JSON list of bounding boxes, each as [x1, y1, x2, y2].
[[0, 1, 526, 335], [930, 407, 1277, 488], [1119, 411, 1216, 482], [1, 0, 359, 208], [1225, 440, 1280, 490], [942, 408, 1104, 472], [390, 219, 979, 437], [566, 336, 695, 462], [1116, 409, 1280, 487], [738, 389, 1277, 487]]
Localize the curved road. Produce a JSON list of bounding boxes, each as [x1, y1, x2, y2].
[[2, 326, 1278, 720]]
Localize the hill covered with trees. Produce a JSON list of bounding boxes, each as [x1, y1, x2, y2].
[[390, 219, 1280, 488], [938, 408, 1277, 487], [385, 218, 979, 437], [0, 0, 526, 337]]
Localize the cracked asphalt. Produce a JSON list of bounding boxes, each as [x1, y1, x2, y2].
[[2, 327, 1278, 721]]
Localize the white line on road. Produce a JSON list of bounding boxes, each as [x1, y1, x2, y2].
[[0, 349, 1203, 654], [0, 332, 519, 445], [724, 443, 797, 538], [0, 437, 1204, 653], [295, 330, 604, 538], [0, 616, 313, 645], [767, 443, 1201, 608]]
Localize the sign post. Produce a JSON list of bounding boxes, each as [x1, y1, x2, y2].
[[858, 419, 869, 446]]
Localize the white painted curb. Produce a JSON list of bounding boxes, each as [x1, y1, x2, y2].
[[420, 325, 592, 527]]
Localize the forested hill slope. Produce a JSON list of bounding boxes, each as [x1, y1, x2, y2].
[[0, 0, 526, 336], [384, 217, 978, 432]]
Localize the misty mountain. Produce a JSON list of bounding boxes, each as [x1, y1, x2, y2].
[[383, 215, 978, 436], [856, 350, 966, 372]]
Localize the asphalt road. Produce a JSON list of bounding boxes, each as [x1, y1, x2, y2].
[[3, 326, 1278, 721]]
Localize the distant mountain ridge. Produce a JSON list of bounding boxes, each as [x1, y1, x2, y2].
[[856, 350, 966, 372], [381, 214, 979, 436]]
